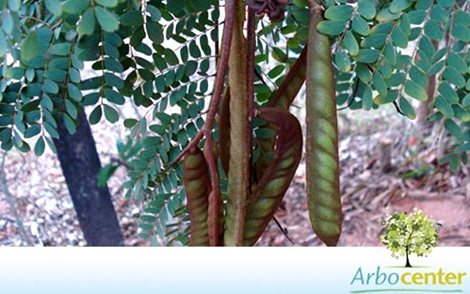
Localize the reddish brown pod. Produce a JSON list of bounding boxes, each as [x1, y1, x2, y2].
[[217, 90, 231, 176], [268, 47, 307, 109], [224, 0, 250, 246], [255, 47, 307, 182], [183, 148, 211, 246], [244, 107, 303, 246]]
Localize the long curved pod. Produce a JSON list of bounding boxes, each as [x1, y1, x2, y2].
[[244, 107, 303, 246], [306, 5, 342, 246]]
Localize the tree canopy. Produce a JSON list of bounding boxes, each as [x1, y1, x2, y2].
[[382, 210, 439, 267], [2, 0, 470, 245]]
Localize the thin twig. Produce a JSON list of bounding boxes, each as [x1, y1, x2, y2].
[[337, 77, 359, 111], [23, 16, 52, 28], [247, 8, 256, 123], [203, 133, 222, 246], [172, 0, 236, 164], [215, 0, 220, 65], [306, 0, 321, 11], [254, 69, 269, 87], [273, 216, 295, 245], [0, 153, 33, 246], [247, 7, 257, 194], [393, 100, 406, 117]]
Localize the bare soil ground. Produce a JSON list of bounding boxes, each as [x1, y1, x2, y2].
[[1, 106, 470, 246], [259, 107, 470, 246]]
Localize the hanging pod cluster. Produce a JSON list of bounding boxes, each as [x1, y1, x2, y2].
[[181, 0, 342, 246]]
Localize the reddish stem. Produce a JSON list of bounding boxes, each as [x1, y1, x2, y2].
[[172, 0, 236, 164], [247, 7, 257, 192], [203, 131, 223, 246], [247, 8, 256, 123], [306, 0, 321, 11]]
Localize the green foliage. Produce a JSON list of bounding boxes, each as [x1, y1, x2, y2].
[[2, 0, 470, 244], [0, 0, 224, 244], [381, 210, 439, 264], [313, 0, 470, 170]]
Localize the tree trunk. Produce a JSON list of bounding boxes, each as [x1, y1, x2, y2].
[[405, 246, 412, 268], [54, 111, 124, 246]]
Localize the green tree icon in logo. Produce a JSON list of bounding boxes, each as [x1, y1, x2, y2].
[[381, 210, 439, 268]]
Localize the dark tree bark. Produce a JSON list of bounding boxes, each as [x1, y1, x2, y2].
[[405, 246, 412, 268], [54, 111, 124, 246]]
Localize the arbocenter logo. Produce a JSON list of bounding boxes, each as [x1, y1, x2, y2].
[[350, 266, 467, 293], [349, 210, 467, 293]]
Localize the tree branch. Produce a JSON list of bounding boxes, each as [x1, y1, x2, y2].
[[203, 132, 223, 246], [171, 0, 237, 165], [247, 7, 257, 193]]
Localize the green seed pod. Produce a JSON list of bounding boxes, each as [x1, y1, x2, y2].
[[183, 148, 210, 246], [306, 9, 342, 246], [244, 107, 303, 246]]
